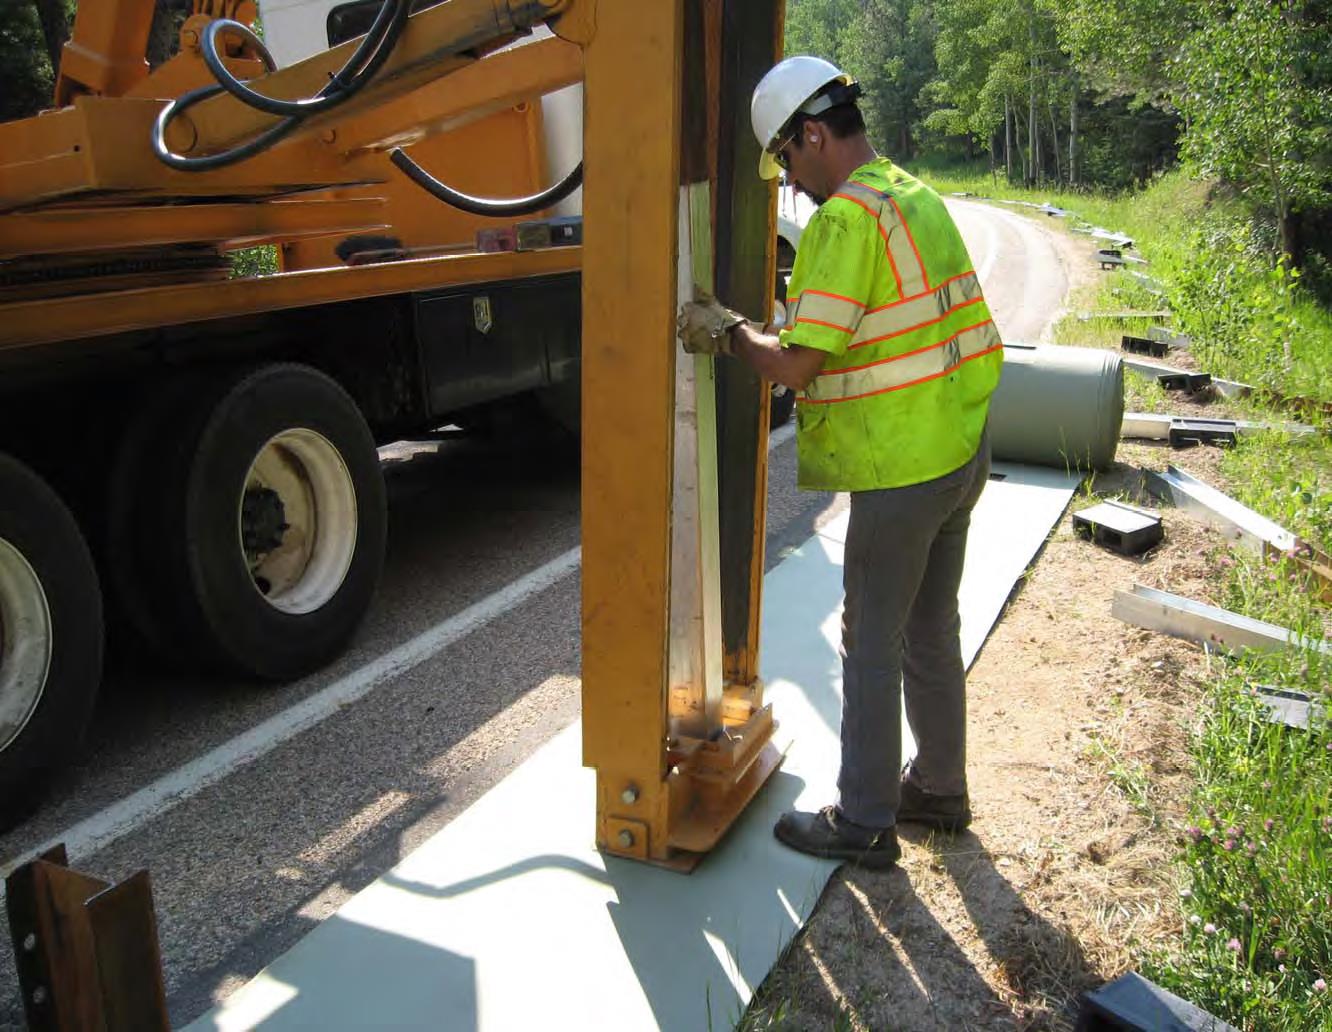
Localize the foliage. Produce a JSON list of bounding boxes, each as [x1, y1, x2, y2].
[[228, 245, 279, 278], [1173, 1, 1332, 257], [785, 0, 938, 160], [1140, 660, 1332, 1031], [0, 0, 57, 122]]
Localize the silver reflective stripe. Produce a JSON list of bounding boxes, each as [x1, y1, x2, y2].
[[832, 181, 929, 300], [804, 319, 1001, 404], [850, 271, 984, 350], [792, 289, 865, 334]]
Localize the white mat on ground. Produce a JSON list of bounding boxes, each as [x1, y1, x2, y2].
[[188, 462, 1080, 1032]]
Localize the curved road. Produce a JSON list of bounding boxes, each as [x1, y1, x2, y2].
[[0, 199, 1074, 1028]]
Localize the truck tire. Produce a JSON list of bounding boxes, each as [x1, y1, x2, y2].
[[111, 365, 386, 680], [0, 453, 102, 816]]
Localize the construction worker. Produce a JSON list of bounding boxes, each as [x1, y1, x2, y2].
[[678, 56, 1004, 869]]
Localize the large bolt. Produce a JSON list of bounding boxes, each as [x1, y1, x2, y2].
[[22, 933, 35, 952], [620, 785, 639, 805], [32, 987, 47, 1006], [616, 829, 634, 849]]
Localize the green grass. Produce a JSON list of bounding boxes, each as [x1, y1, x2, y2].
[[906, 162, 1332, 1028], [910, 164, 1332, 408]]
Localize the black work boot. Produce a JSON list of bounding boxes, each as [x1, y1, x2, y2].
[[773, 806, 900, 869], [896, 774, 972, 832]]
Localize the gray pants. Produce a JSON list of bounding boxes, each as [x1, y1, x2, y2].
[[836, 434, 990, 828]]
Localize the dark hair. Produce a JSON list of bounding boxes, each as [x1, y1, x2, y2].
[[789, 102, 866, 147]]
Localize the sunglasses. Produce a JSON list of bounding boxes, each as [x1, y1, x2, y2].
[[768, 123, 800, 172]]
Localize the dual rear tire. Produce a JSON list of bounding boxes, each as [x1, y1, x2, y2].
[[2, 363, 388, 813], [0, 454, 102, 814], [109, 364, 387, 680]]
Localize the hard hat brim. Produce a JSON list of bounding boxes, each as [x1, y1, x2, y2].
[[758, 149, 783, 181]]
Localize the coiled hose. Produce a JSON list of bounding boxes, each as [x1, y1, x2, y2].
[[152, 0, 411, 171], [152, 2, 584, 219]]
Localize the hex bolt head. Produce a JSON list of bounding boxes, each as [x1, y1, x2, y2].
[[616, 829, 635, 848], [621, 785, 639, 805], [32, 987, 47, 1006], [22, 933, 35, 952]]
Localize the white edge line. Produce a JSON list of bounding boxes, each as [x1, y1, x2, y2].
[[2, 545, 583, 884]]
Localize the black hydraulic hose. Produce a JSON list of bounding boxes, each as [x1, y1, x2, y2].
[[152, 0, 409, 171], [199, 0, 406, 119], [389, 147, 584, 218]]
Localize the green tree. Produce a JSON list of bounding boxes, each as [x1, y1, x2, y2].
[[926, 0, 1064, 184], [840, 0, 937, 159], [1175, 1, 1332, 259], [784, 0, 862, 66], [0, 0, 58, 121]]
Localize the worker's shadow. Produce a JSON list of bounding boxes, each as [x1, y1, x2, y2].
[[888, 824, 1103, 1023]]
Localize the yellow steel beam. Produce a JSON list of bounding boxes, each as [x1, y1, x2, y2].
[[580, 0, 683, 862], [54, 0, 155, 104], [1, 11, 580, 213], [0, 98, 372, 211], [175, 0, 571, 157], [0, 246, 580, 351], [336, 34, 582, 153], [0, 199, 389, 259]]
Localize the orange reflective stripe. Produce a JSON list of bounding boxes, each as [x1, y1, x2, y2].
[[804, 288, 865, 306], [833, 181, 930, 300], [796, 317, 857, 333], [886, 195, 929, 290], [790, 289, 865, 336], [802, 319, 1001, 404], [849, 271, 985, 350], [831, 188, 903, 298], [869, 269, 976, 313], [849, 297, 985, 351]]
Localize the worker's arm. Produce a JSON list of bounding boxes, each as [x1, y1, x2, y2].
[[730, 323, 828, 392]]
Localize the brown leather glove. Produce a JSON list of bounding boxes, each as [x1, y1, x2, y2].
[[677, 292, 747, 355]]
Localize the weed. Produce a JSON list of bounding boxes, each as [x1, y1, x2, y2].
[[1087, 734, 1159, 826]]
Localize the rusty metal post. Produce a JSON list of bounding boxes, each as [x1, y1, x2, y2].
[[5, 845, 170, 1032], [715, 0, 785, 688]]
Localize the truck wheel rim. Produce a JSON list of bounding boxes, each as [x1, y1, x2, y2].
[[239, 429, 358, 616], [0, 538, 53, 754]]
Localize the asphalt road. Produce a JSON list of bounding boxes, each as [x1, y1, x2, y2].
[[0, 197, 1072, 1028]]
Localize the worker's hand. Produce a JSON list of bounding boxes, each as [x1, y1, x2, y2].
[[677, 293, 747, 356]]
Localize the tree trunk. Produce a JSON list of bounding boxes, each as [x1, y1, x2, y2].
[[1048, 97, 1062, 183], [1069, 77, 1079, 187], [1028, 19, 1039, 185], [1004, 94, 1014, 180], [29, 0, 70, 73]]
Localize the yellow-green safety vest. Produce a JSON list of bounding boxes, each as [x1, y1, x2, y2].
[[779, 159, 1003, 492]]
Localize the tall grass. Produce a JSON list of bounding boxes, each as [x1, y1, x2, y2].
[[908, 162, 1332, 1028]]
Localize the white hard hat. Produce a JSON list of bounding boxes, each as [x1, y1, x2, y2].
[[751, 56, 859, 180]]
